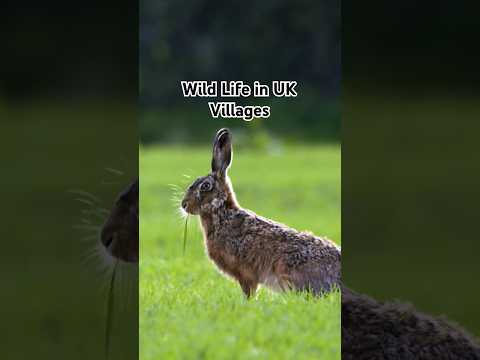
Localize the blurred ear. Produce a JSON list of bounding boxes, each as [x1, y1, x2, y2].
[[211, 128, 232, 177]]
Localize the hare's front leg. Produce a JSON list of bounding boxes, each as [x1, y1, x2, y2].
[[238, 277, 258, 299]]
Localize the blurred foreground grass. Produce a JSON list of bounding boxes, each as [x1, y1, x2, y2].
[[140, 144, 341, 360]]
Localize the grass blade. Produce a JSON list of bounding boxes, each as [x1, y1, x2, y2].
[[105, 259, 118, 360], [183, 216, 189, 255]]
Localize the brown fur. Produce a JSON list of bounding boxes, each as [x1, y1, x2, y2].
[[342, 286, 480, 359], [182, 128, 341, 297]]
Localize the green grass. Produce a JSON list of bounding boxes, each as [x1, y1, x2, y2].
[[140, 144, 341, 360]]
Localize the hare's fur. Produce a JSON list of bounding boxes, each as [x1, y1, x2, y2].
[[342, 287, 480, 359], [182, 128, 341, 297]]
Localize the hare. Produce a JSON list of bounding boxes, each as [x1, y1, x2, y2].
[[101, 179, 139, 263], [181, 128, 341, 297], [342, 286, 480, 359]]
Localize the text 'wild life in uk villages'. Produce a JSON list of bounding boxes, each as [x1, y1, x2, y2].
[[181, 80, 297, 121]]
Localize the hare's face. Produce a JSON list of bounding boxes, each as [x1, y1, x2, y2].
[[182, 128, 236, 215], [100, 180, 139, 262], [182, 174, 229, 215]]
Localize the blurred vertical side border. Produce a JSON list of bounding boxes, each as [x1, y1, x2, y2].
[[0, 1, 139, 359], [343, 0, 480, 349]]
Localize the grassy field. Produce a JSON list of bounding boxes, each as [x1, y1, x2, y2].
[[140, 144, 341, 360]]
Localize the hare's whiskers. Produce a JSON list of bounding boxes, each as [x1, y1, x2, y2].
[[75, 198, 97, 207], [73, 224, 102, 231], [105, 167, 124, 176], [67, 189, 101, 203], [105, 258, 118, 360]]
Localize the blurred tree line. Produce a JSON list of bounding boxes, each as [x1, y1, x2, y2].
[[140, 0, 340, 144]]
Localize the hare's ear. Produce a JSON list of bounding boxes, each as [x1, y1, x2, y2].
[[211, 128, 232, 178]]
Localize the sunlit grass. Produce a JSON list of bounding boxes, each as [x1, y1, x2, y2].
[[140, 145, 341, 360]]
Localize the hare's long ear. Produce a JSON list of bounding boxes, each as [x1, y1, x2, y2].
[[211, 128, 232, 178]]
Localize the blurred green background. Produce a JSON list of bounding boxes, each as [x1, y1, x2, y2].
[[342, 92, 480, 337], [0, 102, 138, 359]]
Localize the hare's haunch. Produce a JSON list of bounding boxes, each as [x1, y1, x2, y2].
[[342, 287, 480, 359], [182, 128, 341, 297]]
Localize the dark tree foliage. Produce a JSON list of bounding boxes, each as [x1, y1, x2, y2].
[[140, 0, 340, 105], [140, 0, 341, 143]]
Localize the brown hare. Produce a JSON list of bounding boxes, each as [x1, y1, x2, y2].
[[181, 128, 341, 298]]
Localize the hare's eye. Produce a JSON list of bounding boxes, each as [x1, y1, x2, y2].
[[200, 181, 212, 192]]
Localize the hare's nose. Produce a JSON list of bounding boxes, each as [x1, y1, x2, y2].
[[100, 226, 114, 248], [181, 200, 187, 209]]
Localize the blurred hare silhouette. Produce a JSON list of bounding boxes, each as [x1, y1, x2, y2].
[[101, 179, 139, 263], [181, 128, 341, 297], [342, 287, 480, 359], [98, 179, 138, 359]]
